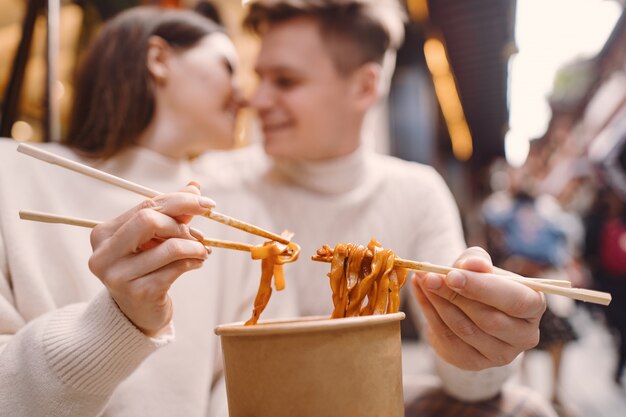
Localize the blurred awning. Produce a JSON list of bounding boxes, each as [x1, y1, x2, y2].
[[421, 0, 517, 165]]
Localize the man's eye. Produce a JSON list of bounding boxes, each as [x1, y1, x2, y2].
[[275, 77, 296, 89]]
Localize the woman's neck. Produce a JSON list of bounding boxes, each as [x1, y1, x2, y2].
[[136, 115, 200, 160]]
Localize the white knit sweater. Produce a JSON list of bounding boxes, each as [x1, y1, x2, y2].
[[0, 139, 294, 417], [198, 144, 518, 401]]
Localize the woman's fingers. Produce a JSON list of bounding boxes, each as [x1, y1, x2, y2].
[[87, 183, 218, 336], [153, 182, 215, 224], [100, 237, 209, 286], [91, 186, 214, 248], [110, 258, 205, 335], [117, 208, 199, 255]]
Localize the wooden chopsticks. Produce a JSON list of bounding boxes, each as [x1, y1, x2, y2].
[[17, 143, 290, 245], [311, 254, 612, 306], [19, 210, 256, 253]]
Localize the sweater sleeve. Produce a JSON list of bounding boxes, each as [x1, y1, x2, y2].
[[0, 286, 174, 416], [434, 353, 521, 401]]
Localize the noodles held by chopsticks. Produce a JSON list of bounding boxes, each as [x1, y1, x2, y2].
[[316, 239, 408, 318], [245, 232, 300, 325]]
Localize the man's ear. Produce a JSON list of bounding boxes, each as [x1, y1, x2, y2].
[[349, 62, 382, 111], [146, 36, 171, 85]]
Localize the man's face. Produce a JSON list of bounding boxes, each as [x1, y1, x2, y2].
[[250, 17, 362, 161]]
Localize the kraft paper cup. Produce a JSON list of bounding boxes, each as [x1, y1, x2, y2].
[[215, 312, 405, 417]]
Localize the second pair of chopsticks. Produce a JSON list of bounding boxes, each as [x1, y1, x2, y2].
[[311, 252, 612, 306], [17, 143, 290, 245], [20, 210, 256, 252]]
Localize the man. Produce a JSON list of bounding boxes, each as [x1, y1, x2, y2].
[[202, 1, 554, 415]]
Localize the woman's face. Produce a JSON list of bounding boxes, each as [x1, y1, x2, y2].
[[153, 33, 243, 155]]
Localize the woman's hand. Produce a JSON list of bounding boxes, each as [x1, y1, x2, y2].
[[412, 247, 546, 370], [88, 183, 215, 336]]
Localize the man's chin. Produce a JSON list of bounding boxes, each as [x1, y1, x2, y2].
[[262, 141, 285, 158], [263, 135, 288, 156]]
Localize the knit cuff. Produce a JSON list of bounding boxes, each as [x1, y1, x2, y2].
[[435, 353, 521, 401], [42, 290, 175, 396]]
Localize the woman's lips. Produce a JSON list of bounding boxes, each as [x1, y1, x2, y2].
[[262, 121, 293, 136]]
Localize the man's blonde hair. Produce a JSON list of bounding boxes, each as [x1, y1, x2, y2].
[[244, 0, 406, 75]]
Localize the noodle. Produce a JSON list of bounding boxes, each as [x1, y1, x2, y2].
[[245, 233, 300, 325], [316, 239, 408, 318]]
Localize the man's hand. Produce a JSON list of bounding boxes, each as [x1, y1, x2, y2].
[[412, 247, 546, 370], [88, 183, 215, 336]]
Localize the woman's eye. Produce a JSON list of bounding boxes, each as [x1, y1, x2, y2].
[[223, 59, 234, 75]]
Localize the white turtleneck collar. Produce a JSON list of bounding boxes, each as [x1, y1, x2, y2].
[[271, 147, 372, 195]]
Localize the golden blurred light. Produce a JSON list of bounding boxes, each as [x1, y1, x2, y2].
[[407, 0, 430, 22], [55, 80, 65, 100], [11, 121, 34, 142], [424, 38, 450, 76], [424, 36, 473, 161], [448, 122, 473, 161]]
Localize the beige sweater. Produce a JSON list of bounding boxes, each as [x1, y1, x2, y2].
[[0, 139, 294, 416], [198, 144, 518, 401]]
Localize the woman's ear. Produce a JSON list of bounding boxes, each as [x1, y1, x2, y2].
[[349, 62, 382, 111], [146, 36, 171, 85]]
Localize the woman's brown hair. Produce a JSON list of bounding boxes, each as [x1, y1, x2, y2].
[[63, 7, 222, 158]]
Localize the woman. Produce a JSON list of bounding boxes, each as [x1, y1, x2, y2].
[[0, 7, 289, 416]]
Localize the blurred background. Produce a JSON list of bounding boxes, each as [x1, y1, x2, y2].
[[1, 1, 625, 416]]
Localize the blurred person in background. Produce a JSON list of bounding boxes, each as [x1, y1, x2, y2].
[[0, 6, 293, 416], [584, 186, 626, 387], [482, 163, 582, 415], [201, 1, 556, 415]]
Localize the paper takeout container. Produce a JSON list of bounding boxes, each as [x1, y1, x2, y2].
[[215, 312, 405, 417]]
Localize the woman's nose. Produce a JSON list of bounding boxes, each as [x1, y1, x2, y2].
[[230, 81, 248, 109], [249, 82, 273, 111]]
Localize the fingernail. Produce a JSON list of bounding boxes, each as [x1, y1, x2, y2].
[[446, 271, 466, 289], [187, 180, 201, 189], [425, 273, 443, 290], [199, 196, 216, 208], [189, 227, 205, 241], [206, 246, 212, 255]]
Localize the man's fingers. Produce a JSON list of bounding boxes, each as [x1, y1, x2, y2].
[[416, 273, 520, 367], [442, 270, 546, 320], [440, 291, 540, 348], [424, 274, 539, 349], [412, 274, 491, 370], [453, 246, 493, 273]]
